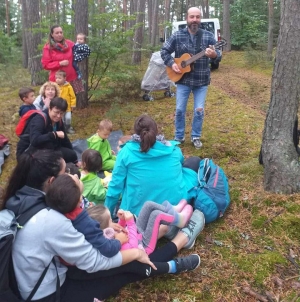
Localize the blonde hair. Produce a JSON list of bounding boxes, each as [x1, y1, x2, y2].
[[39, 81, 60, 98], [98, 119, 113, 132], [87, 205, 110, 229]]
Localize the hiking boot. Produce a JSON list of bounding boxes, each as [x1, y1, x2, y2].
[[174, 137, 185, 143], [164, 225, 179, 240], [181, 209, 205, 249], [174, 254, 201, 274], [191, 137, 202, 149]]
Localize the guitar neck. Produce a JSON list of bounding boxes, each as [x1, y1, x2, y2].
[[182, 50, 206, 67]]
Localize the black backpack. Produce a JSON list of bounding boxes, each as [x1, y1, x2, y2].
[[0, 208, 60, 302]]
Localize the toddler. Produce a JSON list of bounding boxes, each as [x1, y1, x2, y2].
[[80, 149, 107, 204], [73, 33, 91, 79], [117, 135, 132, 153], [18, 87, 36, 117], [55, 70, 76, 134], [87, 200, 193, 255], [33, 81, 60, 110], [87, 119, 116, 171]]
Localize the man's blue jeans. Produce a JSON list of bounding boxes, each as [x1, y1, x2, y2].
[[175, 84, 208, 140]]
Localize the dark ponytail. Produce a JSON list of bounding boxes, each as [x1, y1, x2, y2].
[[1, 149, 63, 209], [134, 115, 158, 153]]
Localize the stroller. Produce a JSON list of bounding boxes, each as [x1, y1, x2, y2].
[[141, 51, 175, 101]]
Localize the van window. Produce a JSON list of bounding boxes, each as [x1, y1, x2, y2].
[[200, 22, 215, 35]]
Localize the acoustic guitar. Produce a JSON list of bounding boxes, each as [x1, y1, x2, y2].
[[166, 39, 227, 82]]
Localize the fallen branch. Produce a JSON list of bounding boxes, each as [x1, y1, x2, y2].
[[285, 275, 300, 281], [263, 209, 284, 225], [243, 286, 268, 302]]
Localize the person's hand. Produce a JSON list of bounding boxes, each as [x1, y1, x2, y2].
[[111, 222, 127, 234], [56, 131, 65, 139], [60, 60, 69, 66], [136, 249, 157, 270], [111, 150, 116, 155], [117, 209, 125, 220], [43, 98, 51, 108], [172, 63, 182, 74], [124, 211, 134, 221], [205, 45, 217, 58], [115, 232, 128, 245]]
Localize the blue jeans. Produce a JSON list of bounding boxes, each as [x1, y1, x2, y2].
[[175, 84, 208, 139]]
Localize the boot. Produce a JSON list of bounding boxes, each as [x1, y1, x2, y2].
[[65, 124, 75, 134]]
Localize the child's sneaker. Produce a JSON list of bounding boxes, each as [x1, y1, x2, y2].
[[164, 225, 179, 240], [191, 137, 202, 149], [174, 254, 201, 274], [181, 209, 205, 249]]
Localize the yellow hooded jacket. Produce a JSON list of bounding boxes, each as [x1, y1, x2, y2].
[[59, 82, 76, 112]]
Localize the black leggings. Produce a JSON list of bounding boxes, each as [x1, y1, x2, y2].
[[33, 242, 178, 302]]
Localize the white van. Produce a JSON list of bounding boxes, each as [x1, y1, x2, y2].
[[161, 18, 222, 69]]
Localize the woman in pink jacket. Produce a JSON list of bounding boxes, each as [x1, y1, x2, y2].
[[41, 25, 83, 94]]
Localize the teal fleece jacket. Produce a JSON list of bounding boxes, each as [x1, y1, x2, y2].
[[105, 140, 198, 216]]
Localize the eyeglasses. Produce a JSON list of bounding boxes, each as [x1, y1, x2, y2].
[[51, 110, 65, 116]]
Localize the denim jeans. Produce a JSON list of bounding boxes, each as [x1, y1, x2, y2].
[[64, 111, 72, 126], [175, 84, 208, 139]]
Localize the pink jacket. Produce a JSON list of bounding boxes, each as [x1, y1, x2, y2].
[[41, 39, 77, 82]]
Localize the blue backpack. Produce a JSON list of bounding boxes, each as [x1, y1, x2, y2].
[[194, 158, 230, 223]]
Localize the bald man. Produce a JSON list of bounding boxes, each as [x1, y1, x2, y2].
[[161, 7, 221, 149]]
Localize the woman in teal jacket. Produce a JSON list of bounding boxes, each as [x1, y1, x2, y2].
[[105, 115, 199, 217]]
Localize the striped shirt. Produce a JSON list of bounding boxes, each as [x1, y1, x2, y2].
[[161, 28, 221, 87]]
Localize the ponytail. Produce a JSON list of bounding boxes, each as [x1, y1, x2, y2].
[[134, 115, 158, 153]]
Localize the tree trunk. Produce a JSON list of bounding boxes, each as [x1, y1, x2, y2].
[[150, 0, 158, 47], [74, 0, 89, 109], [148, 0, 153, 42], [262, 0, 300, 193], [122, 0, 127, 30], [200, 0, 210, 18], [132, 0, 146, 64], [267, 0, 274, 61], [21, 0, 28, 68], [24, 0, 43, 85], [222, 0, 231, 51], [5, 0, 10, 36]]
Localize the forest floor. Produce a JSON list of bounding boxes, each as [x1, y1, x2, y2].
[[0, 51, 299, 302]]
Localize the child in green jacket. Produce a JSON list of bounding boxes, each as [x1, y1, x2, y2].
[[81, 149, 107, 204], [87, 119, 116, 171]]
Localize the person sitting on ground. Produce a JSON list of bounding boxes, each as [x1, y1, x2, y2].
[[33, 81, 60, 111], [88, 200, 192, 255], [72, 32, 91, 79], [18, 87, 36, 117], [16, 97, 78, 164], [46, 174, 129, 258], [2, 149, 202, 301], [104, 114, 200, 218], [55, 70, 76, 134], [65, 162, 93, 208], [87, 119, 116, 171], [117, 134, 132, 153], [80, 149, 107, 204]]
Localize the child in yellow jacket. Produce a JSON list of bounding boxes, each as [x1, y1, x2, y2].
[[55, 70, 76, 134]]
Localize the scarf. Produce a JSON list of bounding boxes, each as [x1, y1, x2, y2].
[[50, 38, 68, 52], [131, 134, 171, 146]]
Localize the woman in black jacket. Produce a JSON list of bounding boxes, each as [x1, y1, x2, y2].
[[16, 97, 78, 163]]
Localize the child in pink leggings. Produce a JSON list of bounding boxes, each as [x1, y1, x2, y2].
[[91, 200, 193, 255]]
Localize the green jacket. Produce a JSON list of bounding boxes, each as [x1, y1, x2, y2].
[[87, 134, 116, 171], [81, 172, 107, 204]]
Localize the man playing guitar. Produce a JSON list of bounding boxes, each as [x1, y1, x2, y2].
[[161, 7, 222, 149]]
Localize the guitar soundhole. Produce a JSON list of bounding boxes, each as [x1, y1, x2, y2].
[[181, 61, 186, 68]]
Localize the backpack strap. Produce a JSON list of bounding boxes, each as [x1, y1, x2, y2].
[[25, 258, 60, 302], [17, 203, 47, 227], [198, 158, 210, 187]]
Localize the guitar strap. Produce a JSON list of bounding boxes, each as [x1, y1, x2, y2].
[[196, 29, 203, 53]]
